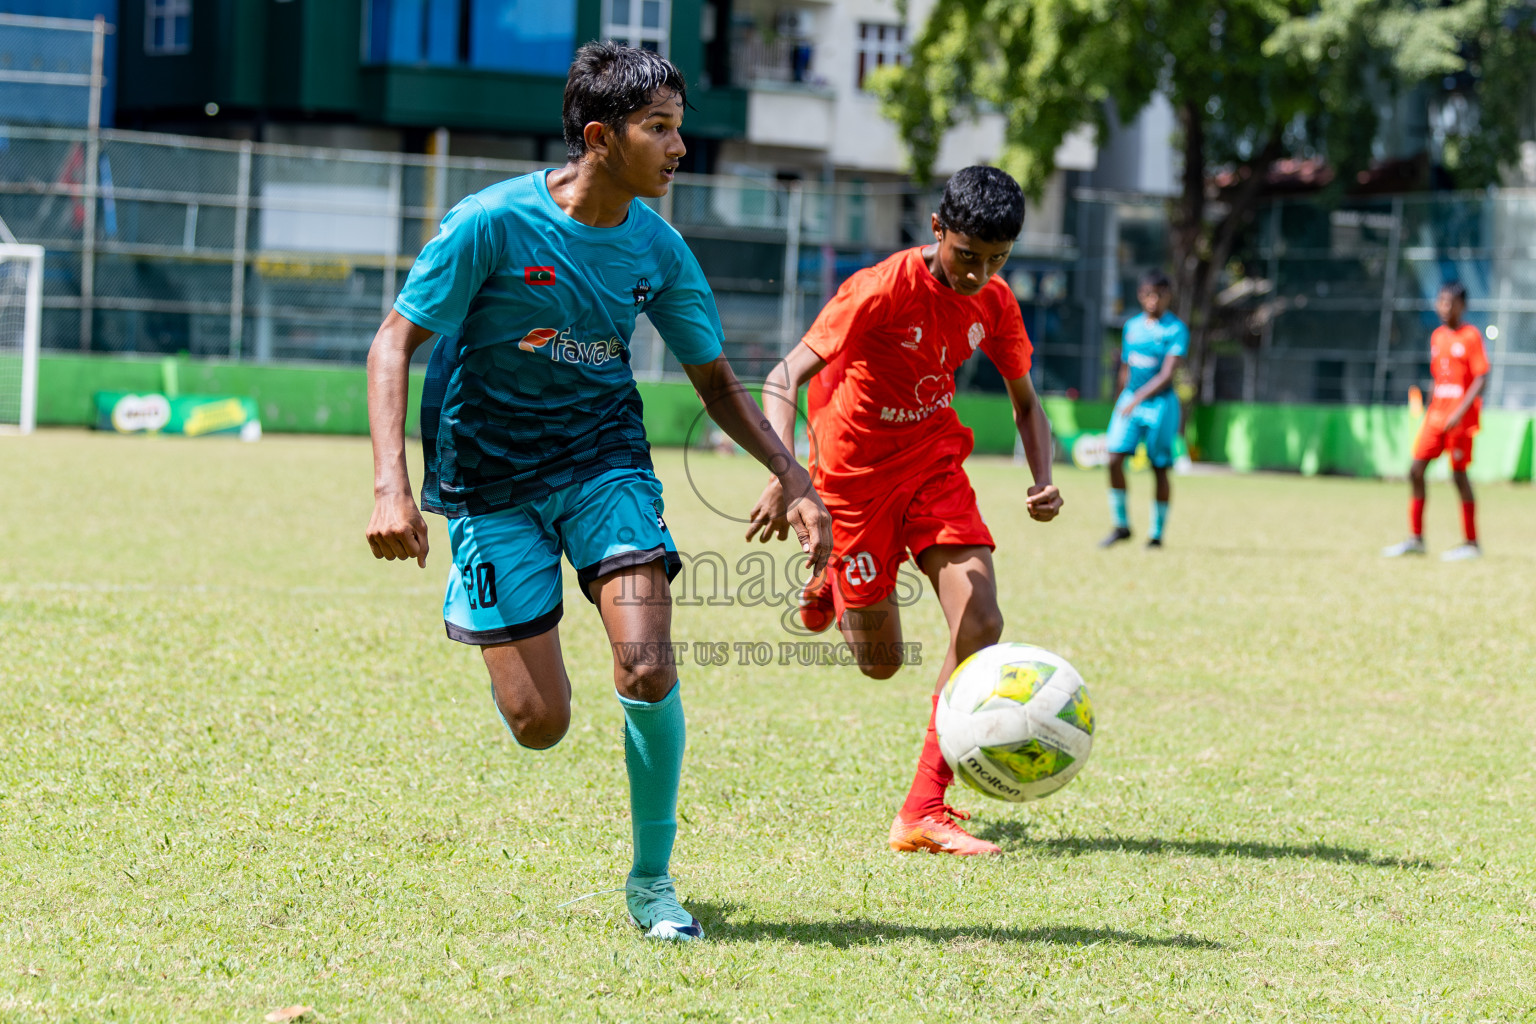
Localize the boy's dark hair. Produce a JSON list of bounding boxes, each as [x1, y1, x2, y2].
[[1140, 270, 1173, 291], [563, 42, 688, 160], [936, 166, 1025, 243], [1440, 281, 1468, 302]]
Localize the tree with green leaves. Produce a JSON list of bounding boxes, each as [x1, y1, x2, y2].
[[875, 0, 1536, 396]]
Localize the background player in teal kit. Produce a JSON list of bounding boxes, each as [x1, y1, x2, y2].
[[364, 44, 831, 942], [1101, 271, 1188, 548]]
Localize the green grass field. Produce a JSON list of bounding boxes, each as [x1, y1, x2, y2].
[[3, 430, 1535, 1022]]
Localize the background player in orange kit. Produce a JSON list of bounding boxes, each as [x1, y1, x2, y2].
[[1383, 282, 1490, 561], [747, 166, 1063, 855]]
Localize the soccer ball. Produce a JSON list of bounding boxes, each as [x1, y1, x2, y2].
[[935, 643, 1094, 802]]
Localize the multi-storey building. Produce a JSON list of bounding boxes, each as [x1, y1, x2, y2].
[[720, 0, 1098, 248], [112, 0, 746, 168]]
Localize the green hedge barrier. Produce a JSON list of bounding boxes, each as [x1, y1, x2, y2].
[[33, 354, 1534, 481], [1186, 402, 1534, 483], [36, 353, 421, 435], [37, 353, 699, 444]]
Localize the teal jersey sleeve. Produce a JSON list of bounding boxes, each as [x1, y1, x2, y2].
[[1167, 317, 1190, 359], [393, 196, 498, 337], [646, 234, 725, 365]]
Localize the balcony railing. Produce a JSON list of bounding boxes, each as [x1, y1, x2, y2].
[[730, 35, 822, 89]]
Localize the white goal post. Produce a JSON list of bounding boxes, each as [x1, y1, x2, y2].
[[0, 244, 43, 435]]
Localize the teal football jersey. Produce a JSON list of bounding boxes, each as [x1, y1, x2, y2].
[[395, 171, 724, 517], [1121, 312, 1188, 393]]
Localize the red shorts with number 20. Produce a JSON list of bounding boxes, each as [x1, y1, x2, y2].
[[821, 460, 994, 620]]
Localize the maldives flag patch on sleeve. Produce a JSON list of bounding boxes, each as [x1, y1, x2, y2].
[[524, 267, 556, 285]]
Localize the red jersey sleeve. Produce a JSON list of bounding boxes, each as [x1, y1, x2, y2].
[[1465, 328, 1490, 377], [979, 291, 1033, 379], [802, 270, 888, 364]]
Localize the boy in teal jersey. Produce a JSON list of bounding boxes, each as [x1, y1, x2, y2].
[[1101, 271, 1187, 548], [365, 43, 832, 941]]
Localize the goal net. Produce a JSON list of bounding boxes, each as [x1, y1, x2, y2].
[[0, 245, 42, 434]]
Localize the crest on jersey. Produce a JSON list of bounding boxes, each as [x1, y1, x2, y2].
[[914, 373, 950, 407], [968, 322, 985, 351], [1451, 343, 1465, 357], [903, 325, 923, 350], [633, 277, 652, 309]]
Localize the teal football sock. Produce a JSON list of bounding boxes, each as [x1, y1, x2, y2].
[[1109, 488, 1129, 529], [618, 683, 685, 879], [1151, 500, 1169, 540]]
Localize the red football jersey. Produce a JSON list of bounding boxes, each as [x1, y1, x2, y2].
[[802, 247, 1032, 497], [1426, 323, 1490, 430]]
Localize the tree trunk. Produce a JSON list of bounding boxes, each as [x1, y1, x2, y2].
[[1173, 99, 1206, 327], [1188, 136, 1282, 401]]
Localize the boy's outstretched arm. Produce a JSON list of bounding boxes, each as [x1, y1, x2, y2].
[[745, 342, 827, 545], [1444, 372, 1488, 430], [365, 311, 437, 567], [683, 355, 833, 575], [1005, 372, 1064, 522], [1121, 352, 1181, 413]]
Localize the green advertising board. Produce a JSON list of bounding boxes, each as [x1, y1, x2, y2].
[[94, 392, 262, 440]]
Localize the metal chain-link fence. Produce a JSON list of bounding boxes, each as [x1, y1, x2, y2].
[[1072, 190, 1536, 410], [3, 119, 1536, 409], [0, 124, 1081, 390]]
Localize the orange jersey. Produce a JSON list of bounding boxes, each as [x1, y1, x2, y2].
[[802, 248, 1032, 497], [1426, 323, 1490, 430]]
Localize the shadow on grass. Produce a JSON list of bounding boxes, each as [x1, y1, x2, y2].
[[972, 823, 1435, 870], [691, 901, 1220, 949]]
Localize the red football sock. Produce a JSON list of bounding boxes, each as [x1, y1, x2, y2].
[[900, 695, 953, 819], [1410, 497, 1425, 538], [1462, 501, 1477, 543]]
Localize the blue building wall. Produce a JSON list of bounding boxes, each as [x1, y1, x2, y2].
[[0, 0, 118, 126], [364, 0, 577, 77]]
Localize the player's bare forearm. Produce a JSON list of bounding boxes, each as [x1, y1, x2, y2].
[[367, 313, 420, 494], [1005, 373, 1063, 522], [1014, 403, 1054, 487], [761, 343, 827, 452], [1131, 354, 1182, 405], [684, 356, 804, 484], [1447, 373, 1488, 427], [684, 355, 833, 570], [760, 360, 798, 454], [745, 344, 830, 547], [365, 311, 436, 565]]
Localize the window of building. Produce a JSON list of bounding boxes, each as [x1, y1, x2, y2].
[[855, 22, 905, 89], [363, 0, 576, 75], [472, 0, 578, 73], [603, 0, 670, 56], [145, 0, 191, 56]]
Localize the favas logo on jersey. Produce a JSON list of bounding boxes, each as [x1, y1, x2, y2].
[[524, 266, 556, 285], [519, 328, 559, 352], [517, 326, 626, 366]]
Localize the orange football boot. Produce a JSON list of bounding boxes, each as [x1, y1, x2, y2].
[[888, 805, 1001, 856], [797, 575, 836, 634]]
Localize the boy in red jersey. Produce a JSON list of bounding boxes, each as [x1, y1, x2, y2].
[[1384, 282, 1489, 561], [747, 167, 1062, 855]]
